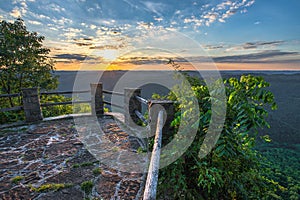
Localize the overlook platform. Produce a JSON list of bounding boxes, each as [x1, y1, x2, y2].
[[0, 115, 146, 200]]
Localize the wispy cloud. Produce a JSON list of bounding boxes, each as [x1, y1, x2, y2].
[[254, 21, 261, 25], [28, 19, 41, 25], [204, 44, 227, 50], [142, 1, 166, 16], [48, 3, 66, 13], [213, 50, 298, 63], [242, 41, 284, 49], [52, 17, 72, 26], [52, 53, 94, 61], [61, 27, 82, 40], [226, 40, 285, 51], [89, 44, 125, 50], [73, 38, 94, 46]]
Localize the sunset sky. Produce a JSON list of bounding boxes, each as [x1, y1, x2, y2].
[[0, 0, 299, 70]]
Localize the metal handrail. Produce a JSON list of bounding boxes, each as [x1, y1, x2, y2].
[[0, 93, 21, 98], [103, 100, 123, 109], [40, 90, 90, 95], [143, 110, 164, 200], [41, 100, 91, 107], [0, 106, 23, 112], [135, 95, 148, 105], [134, 110, 148, 125], [103, 90, 124, 96]]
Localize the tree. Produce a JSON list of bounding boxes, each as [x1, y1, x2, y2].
[[0, 18, 58, 107]]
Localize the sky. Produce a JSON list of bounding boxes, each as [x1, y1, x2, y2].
[[0, 0, 299, 70]]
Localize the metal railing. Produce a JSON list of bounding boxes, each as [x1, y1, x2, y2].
[[102, 89, 124, 109], [143, 110, 164, 200], [133, 95, 149, 125], [40, 90, 91, 107]]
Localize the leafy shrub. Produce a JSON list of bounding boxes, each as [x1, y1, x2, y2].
[[157, 73, 279, 199]]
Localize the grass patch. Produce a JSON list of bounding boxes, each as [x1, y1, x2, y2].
[[11, 176, 24, 184], [92, 167, 102, 175], [30, 183, 73, 192], [72, 161, 95, 168], [81, 180, 93, 194]]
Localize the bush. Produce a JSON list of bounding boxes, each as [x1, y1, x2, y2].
[[157, 73, 279, 199]]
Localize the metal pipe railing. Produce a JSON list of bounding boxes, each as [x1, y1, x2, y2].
[[103, 90, 124, 96], [143, 110, 164, 200], [134, 109, 148, 125], [135, 95, 148, 105]]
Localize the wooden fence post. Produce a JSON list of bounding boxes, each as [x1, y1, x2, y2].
[[149, 100, 174, 144], [22, 88, 43, 122], [90, 83, 104, 116], [124, 88, 141, 126]]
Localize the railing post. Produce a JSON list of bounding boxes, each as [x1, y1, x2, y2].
[[149, 100, 174, 144], [22, 88, 43, 122], [90, 83, 104, 116], [124, 88, 141, 126]]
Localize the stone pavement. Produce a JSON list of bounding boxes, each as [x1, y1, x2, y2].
[[0, 115, 147, 200]]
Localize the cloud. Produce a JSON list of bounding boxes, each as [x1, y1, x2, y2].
[[73, 38, 93, 46], [10, 7, 22, 17], [117, 56, 169, 65], [202, 12, 219, 26], [182, 0, 255, 27], [142, 1, 166, 16], [48, 3, 66, 13], [75, 42, 93, 46], [213, 50, 298, 63], [225, 40, 285, 51], [52, 17, 72, 25], [154, 17, 163, 22], [61, 27, 83, 40], [254, 21, 261, 25], [89, 44, 125, 50], [9, 0, 29, 17], [204, 44, 226, 50], [53, 53, 93, 61], [242, 41, 284, 49], [90, 24, 97, 29], [28, 20, 41, 25]]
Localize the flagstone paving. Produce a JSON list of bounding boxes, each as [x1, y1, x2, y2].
[[0, 116, 146, 200]]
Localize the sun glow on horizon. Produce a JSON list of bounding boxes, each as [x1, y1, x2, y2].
[[96, 49, 119, 61]]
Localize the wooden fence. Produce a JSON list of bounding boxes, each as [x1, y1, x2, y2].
[[0, 83, 174, 128]]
